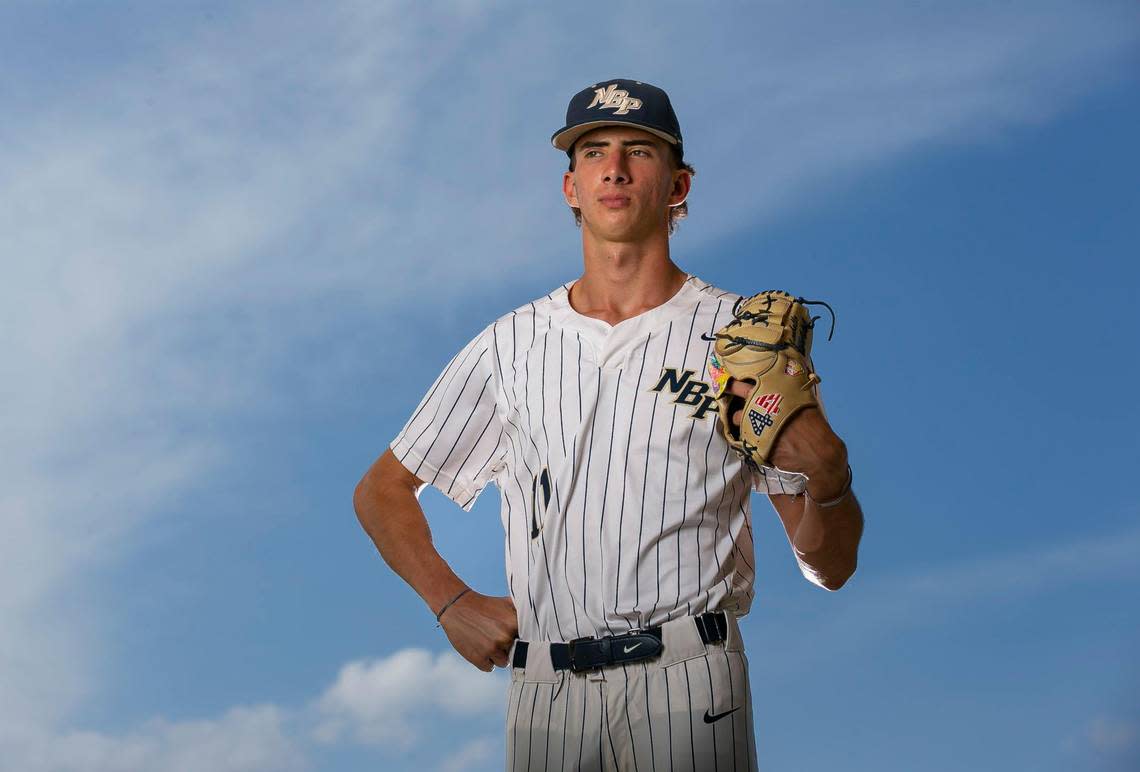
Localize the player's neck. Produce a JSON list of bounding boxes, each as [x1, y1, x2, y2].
[[571, 232, 686, 327]]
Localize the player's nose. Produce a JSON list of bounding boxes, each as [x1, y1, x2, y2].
[[602, 154, 630, 184]]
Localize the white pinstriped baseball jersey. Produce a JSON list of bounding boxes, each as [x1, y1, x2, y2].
[[392, 274, 812, 644]]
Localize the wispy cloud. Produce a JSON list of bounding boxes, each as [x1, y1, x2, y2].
[[672, 4, 1140, 239], [751, 520, 1140, 675], [312, 649, 506, 748], [438, 736, 500, 772], [0, 648, 505, 771], [0, 0, 496, 733], [2, 705, 305, 772]]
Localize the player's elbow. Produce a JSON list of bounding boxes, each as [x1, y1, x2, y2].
[[822, 560, 858, 591], [352, 477, 372, 521], [353, 463, 390, 523], [354, 450, 422, 522], [801, 558, 857, 592], [804, 574, 848, 592]]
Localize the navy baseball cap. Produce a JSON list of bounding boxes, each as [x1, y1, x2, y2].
[[551, 78, 682, 157]]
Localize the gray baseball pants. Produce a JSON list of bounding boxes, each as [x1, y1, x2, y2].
[[505, 613, 758, 771]]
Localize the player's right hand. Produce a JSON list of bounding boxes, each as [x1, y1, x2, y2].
[[439, 590, 519, 672]]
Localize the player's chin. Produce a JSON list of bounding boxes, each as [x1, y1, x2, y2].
[[585, 214, 655, 242]]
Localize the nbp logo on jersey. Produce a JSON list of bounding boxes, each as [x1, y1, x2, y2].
[[650, 368, 718, 420], [587, 84, 643, 115]]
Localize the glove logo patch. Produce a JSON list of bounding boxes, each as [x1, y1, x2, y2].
[[784, 359, 803, 377], [753, 392, 782, 415], [748, 409, 774, 437], [706, 352, 730, 397]]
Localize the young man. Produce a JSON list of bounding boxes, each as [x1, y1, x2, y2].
[[354, 79, 863, 772]]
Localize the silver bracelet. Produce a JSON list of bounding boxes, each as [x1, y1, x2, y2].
[[806, 464, 853, 508], [434, 587, 471, 627]]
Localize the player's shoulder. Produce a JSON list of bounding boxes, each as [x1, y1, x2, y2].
[[684, 275, 750, 329], [484, 280, 573, 337], [685, 274, 745, 303], [457, 281, 572, 365]]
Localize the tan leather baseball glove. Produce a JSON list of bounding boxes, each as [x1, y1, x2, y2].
[[704, 290, 834, 472]]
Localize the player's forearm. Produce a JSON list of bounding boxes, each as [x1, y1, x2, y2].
[[791, 485, 863, 591], [353, 477, 467, 616]]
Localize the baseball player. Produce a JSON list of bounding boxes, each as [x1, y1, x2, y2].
[[354, 78, 864, 771]]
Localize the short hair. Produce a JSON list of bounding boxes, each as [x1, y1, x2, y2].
[[566, 142, 695, 235]]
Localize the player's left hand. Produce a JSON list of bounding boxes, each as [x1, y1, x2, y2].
[[727, 379, 848, 498]]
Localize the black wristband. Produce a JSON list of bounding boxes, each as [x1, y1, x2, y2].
[[434, 587, 471, 627]]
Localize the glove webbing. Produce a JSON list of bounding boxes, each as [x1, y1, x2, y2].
[[702, 295, 836, 353]]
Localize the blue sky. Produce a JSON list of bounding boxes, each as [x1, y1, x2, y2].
[[2, 2, 1138, 770]]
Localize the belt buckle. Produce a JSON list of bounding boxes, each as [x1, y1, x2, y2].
[[567, 635, 611, 672]]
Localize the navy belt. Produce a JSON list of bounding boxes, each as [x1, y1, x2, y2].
[[512, 612, 729, 673]]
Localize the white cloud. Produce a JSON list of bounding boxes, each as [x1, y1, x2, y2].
[[0, 0, 497, 733], [671, 5, 1140, 240], [437, 736, 499, 772], [752, 520, 1140, 675], [313, 649, 507, 748], [2, 705, 305, 772], [0, 647, 506, 771]]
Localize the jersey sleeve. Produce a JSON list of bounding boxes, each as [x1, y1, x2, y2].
[[390, 325, 506, 512], [751, 464, 808, 495]]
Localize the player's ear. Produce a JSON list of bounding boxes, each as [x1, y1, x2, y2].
[[668, 169, 691, 208], [562, 171, 579, 208]]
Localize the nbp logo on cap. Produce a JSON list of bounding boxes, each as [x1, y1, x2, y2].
[[587, 83, 643, 115], [551, 78, 683, 156]]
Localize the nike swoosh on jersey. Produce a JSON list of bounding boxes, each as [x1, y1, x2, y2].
[[622, 642, 643, 654], [703, 707, 741, 724]]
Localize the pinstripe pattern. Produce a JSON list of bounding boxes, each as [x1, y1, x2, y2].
[[505, 614, 758, 771], [392, 275, 811, 770], [391, 275, 809, 643]]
